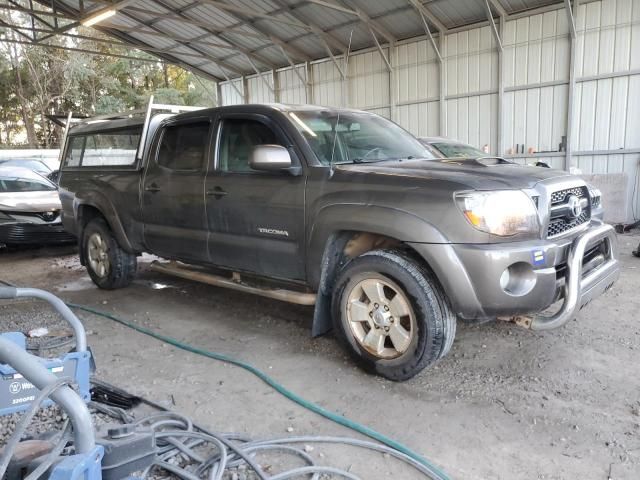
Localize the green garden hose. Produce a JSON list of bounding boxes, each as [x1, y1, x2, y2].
[[67, 302, 451, 480]]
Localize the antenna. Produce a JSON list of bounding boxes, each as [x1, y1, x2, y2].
[[329, 29, 354, 178]]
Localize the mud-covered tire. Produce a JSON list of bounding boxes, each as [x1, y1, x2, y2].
[[332, 249, 456, 381], [83, 218, 137, 289]]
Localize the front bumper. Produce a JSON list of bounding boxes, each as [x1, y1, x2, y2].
[[408, 221, 619, 326], [0, 222, 76, 245]]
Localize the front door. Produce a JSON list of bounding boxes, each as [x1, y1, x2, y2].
[[142, 118, 212, 261], [205, 115, 306, 281]]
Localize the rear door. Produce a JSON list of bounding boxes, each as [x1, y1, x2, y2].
[[141, 117, 212, 261], [205, 114, 306, 281]]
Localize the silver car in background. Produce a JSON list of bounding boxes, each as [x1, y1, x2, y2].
[[0, 166, 75, 246], [418, 137, 488, 159]]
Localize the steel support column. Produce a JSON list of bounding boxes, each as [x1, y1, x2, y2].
[[565, 0, 578, 171], [483, 0, 505, 155]]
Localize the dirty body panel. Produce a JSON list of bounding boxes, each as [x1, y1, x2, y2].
[[58, 104, 618, 330]]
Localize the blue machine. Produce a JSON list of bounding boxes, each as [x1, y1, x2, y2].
[[0, 287, 93, 417], [0, 287, 103, 480]]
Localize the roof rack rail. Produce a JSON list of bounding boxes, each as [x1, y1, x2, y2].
[[137, 96, 205, 160], [56, 96, 206, 163]]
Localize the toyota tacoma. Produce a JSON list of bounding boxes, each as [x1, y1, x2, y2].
[[57, 103, 619, 381]]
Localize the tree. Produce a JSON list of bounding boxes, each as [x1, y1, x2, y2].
[[0, 17, 218, 148]]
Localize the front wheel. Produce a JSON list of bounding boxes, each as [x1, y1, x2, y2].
[[83, 218, 137, 289], [332, 249, 456, 381]]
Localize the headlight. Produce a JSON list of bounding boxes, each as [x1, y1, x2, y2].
[[455, 190, 539, 237], [587, 184, 602, 209]]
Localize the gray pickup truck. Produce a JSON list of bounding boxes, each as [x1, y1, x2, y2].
[[58, 103, 619, 380]]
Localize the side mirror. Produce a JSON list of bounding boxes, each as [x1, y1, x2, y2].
[[249, 145, 292, 171]]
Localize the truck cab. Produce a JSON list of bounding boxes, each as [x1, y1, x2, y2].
[[58, 101, 619, 381]]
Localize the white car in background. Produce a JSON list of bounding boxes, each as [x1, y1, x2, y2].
[[0, 166, 75, 246]]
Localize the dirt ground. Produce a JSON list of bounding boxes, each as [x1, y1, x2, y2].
[[1, 233, 639, 480]]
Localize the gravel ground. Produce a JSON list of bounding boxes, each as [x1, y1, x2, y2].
[[1, 234, 639, 479]]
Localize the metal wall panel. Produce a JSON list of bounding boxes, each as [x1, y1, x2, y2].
[[444, 26, 499, 96], [311, 59, 345, 107], [395, 101, 440, 137], [278, 66, 308, 104], [220, 79, 244, 105], [213, 0, 640, 220], [348, 49, 390, 110], [446, 94, 498, 150], [247, 72, 276, 104], [504, 8, 570, 87], [395, 39, 440, 103]]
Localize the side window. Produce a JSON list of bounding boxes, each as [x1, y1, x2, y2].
[[218, 119, 282, 173], [82, 130, 140, 166], [64, 136, 85, 167], [63, 128, 141, 167], [157, 122, 210, 171]]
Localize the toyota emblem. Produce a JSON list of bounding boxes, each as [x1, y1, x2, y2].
[[567, 195, 582, 218]]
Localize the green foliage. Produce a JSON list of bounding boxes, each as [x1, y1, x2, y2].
[[0, 20, 217, 147]]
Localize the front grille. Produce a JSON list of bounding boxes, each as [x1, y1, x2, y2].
[[0, 223, 76, 245], [550, 187, 585, 205], [17, 211, 61, 222], [547, 185, 591, 238]]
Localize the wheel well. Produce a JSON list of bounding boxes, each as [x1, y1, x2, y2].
[[311, 230, 436, 337], [76, 205, 105, 266], [77, 205, 104, 229]]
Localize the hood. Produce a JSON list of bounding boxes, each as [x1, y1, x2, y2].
[[0, 190, 62, 212], [337, 157, 571, 190]]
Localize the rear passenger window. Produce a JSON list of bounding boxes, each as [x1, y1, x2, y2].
[[64, 128, 141, 167], [157, 122, 210, 171]]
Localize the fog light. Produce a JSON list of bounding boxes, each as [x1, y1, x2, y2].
[[500, 262, 536, 296]]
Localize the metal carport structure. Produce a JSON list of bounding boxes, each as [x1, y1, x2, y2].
[[1, 0, 639, 222]]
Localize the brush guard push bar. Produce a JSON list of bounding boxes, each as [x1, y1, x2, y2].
[[529, 222, 619, 331]]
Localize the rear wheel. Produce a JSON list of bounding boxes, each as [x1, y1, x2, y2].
[[332, 249, 456, 381], [83, 218, 136, 289]]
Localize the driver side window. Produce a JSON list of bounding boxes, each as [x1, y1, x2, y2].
[[218, 119, 282, 173]]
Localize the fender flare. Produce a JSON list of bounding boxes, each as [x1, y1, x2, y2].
[[308, 204, 449, 336], [74, 191, 136, 254]]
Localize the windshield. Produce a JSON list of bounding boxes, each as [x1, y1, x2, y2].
[[431, 142, 486, 159], [288, 110, 434, 165], [0, 159, 51, 172], [0, 173, 56, 192]]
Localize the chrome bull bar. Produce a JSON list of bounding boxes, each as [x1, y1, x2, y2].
[[530, 222, 619, 331]]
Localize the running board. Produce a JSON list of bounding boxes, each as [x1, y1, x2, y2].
[[149, 261, 317, 306]]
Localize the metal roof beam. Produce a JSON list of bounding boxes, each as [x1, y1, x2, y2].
[[564, 0, 577, 38], [418, 10, 442, 62], [0, 1, 70, 21], [306, 0, 397, 45], [0, 17, 36, 41], [116, 8, 246, 77], [147, 0, 278, 69], [147, 0, 201, 26], [341, 0, 397, 45], [2, 22, 220, 61], [407, 0, 447, 33], [269, 0, 346, 52], [368, 27, 391, 72], [482, 0, 503, 51], [486, 0, 507, 17], [198, 0, 313, 31], [54, 0, 140, 35]]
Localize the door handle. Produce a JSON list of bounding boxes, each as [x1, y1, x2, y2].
[[145, 184, 161, 193], [206, 187, 228, 199]]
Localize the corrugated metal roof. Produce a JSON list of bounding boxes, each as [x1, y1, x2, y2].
[[33, 0, 568, 81]]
